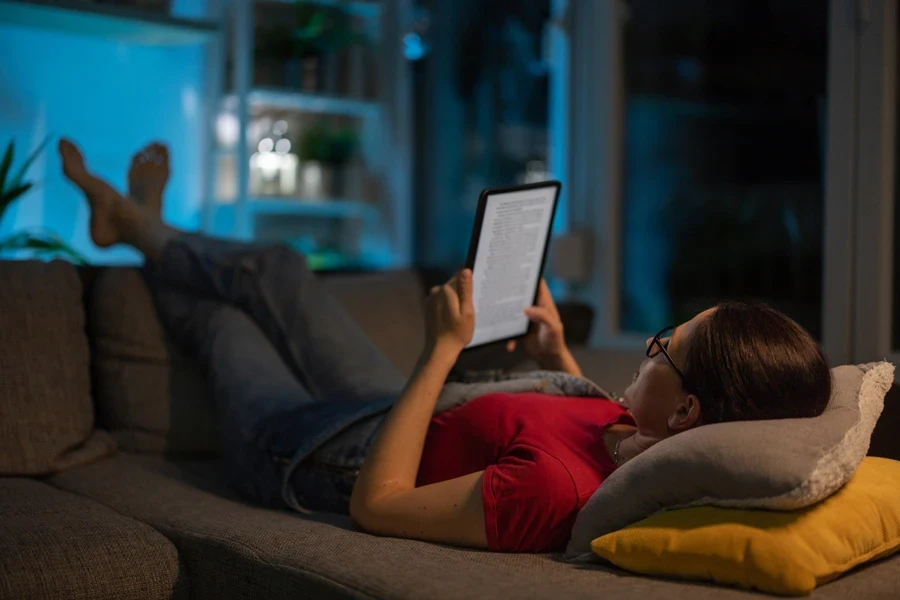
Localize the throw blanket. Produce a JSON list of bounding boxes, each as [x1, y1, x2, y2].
[[435, 370, 622, 415]]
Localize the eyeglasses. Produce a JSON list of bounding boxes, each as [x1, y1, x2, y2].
[[646, 325, 686, 381]]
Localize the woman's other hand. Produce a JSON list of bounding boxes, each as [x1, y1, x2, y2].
[[506, 279, 566, 360], [506, 279, 580, 376], [425, 268, 475, 357]]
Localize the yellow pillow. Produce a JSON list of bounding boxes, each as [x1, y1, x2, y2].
[[591, 457, 900, 596]]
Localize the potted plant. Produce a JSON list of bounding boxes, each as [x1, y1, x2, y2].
[[257, 3, 369, 93], [298, 123, 359, 198], [0, 138, 87, 264]]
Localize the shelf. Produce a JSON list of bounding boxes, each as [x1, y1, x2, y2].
[[0, 0, 218, 45], [248, 197, 375, 219], [263, 0, 382, 18], [224, 89, 379, 118]]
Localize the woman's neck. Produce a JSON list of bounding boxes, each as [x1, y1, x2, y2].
[[603, 425, 637, 467]]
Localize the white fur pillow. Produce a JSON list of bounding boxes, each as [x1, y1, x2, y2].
[[566, 362, 894, 558]]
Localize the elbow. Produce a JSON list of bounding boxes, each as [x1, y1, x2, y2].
[[349, 488, 377, 533]]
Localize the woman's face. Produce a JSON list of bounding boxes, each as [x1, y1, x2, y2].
[[621, 308, 715, 438]]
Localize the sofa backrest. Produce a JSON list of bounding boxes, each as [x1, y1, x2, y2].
[[82, 266, 426, 457]]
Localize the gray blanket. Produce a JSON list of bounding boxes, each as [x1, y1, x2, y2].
[[435, 370, 621, 415]]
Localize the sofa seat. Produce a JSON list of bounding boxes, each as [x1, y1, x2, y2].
[[0, 477, 186, 600], [46, 454, 900, 600]]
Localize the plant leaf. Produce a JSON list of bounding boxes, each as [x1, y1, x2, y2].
[[0, 230, 88, 265], [0, 140, 13, 192], [0, 182, 33, 213], [9, 135, 51, 191]]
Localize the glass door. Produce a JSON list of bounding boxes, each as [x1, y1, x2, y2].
[[411, 0, 570, 273]]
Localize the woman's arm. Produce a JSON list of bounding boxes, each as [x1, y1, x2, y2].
[[350, 270, 487, 548]]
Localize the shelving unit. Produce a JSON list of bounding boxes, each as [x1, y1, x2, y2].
[[205, 0, 411, 270], [0, 0, 218, 45], [266, 0, 382, 19], [223, 89, 381, 119], [248, 197, 376, 218]]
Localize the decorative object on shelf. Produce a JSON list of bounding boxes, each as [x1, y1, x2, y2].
[[298, 122, 359, 198], [256, 2, 371, 95], [0, 138, 87, 264], [249, 118, 300, 197]]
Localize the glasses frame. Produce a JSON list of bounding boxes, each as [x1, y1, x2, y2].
[[646, 325, 686, 381]]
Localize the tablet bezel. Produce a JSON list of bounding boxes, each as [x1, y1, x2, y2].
[[462, 180, 562, 351]]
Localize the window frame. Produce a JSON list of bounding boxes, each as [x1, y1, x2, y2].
[[849, 0, 898, 365]]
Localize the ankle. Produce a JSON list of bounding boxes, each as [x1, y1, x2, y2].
[[113, 200, 145, 244]]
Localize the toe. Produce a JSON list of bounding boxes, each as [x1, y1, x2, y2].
[[151, 142, 170, 160], [59, 138, 87, 178], [58, 138, 82, 162]]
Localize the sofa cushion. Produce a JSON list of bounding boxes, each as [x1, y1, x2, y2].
[[0, 260, 114, 474], [47, 454, 900, 600], [0, 477, 185, 599], [88, 268, 220, 456], [568, 362, 893, 557]]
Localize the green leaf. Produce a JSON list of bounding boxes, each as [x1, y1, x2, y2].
[[9, 135, 51, 191], [0, 229, 87, 265], [0, 182, 33, 214], [0, 140, 13, 192]]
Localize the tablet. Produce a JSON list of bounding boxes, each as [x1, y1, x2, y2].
[[463, 181, 561, 350]]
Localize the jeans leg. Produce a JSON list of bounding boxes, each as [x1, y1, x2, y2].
[[148, 233, 407, 405], [148, 280, 313, 509]]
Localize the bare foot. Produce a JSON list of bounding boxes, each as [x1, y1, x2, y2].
[[58, 138, 126, 248], [128, 142, 169, 215]]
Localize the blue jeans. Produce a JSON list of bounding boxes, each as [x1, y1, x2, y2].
[[144, 234, 407, 513]]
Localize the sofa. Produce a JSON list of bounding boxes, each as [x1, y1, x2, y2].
[[2, 259, 899, 600]]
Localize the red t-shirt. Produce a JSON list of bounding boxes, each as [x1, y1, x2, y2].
[[416, 393, 634, 553]]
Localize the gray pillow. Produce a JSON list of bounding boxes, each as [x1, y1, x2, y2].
[[566, 362, 894, 558]]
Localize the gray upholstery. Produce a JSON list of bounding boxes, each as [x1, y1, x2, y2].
[[88, 268, 220, 456], [48, 454, 900, 600], [0, 477, 186, 600], [0, 260, 114, 474], [321, 270, 427, 376]]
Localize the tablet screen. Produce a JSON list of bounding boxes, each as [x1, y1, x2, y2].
[[466, 184, 558, 348]]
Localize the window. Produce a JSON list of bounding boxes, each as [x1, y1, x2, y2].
[[618, 1, 828, 337]]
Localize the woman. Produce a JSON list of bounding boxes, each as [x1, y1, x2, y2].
[[59, 139, 832, 553]]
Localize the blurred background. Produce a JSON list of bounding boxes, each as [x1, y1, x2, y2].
[[0, 0, 896, 370]]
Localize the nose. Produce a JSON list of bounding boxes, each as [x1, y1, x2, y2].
[[645, 337, 653, 350]]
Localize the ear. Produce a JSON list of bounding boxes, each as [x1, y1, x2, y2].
[[668, 393, 702, 432]]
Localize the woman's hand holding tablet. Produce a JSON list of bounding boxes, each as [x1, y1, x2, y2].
[[463, 181, 561, 350]]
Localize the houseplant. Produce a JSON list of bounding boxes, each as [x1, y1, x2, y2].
[[0, 138, 87, 264], [298, 123, 359, 198], [257, 2, 369, 93]]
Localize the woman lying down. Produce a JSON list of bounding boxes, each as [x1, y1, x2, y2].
[[59, 138, 832, 552]]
